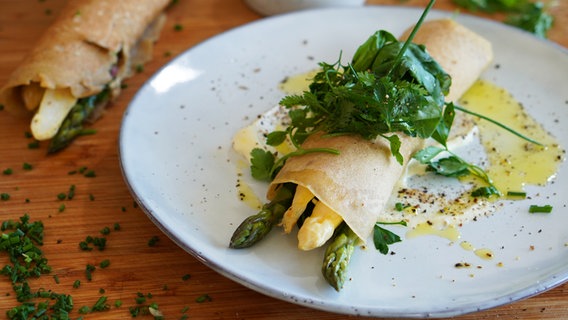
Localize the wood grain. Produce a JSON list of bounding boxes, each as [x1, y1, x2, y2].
[[0, 0, 566, 319]]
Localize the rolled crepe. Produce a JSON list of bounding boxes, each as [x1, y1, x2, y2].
[[0, 0, 170, 140], [267, 19, 493, 244]]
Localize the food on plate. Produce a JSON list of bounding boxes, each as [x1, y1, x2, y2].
[[229, 3, 554, 291], [0, 0, 170, 152]]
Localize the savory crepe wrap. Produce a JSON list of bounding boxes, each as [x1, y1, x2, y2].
[[267, 19, 493, 246], [0, 0, 170, 148]]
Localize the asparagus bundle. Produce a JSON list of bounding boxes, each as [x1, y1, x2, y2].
[[230, 9, 493, 290]]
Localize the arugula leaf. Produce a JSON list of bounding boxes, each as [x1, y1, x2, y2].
[[431, 102, 456, 148]]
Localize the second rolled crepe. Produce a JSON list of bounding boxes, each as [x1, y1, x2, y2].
[[0, 0, 170, 147], [267, 19, 493, 245]]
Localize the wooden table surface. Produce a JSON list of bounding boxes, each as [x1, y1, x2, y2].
[[0, 0, 567, 319]]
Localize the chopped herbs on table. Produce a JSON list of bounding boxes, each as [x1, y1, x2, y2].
[[148, 236, 160, 247], [195, 294, 212, 303], [99, 259, 111, 269], [27, 140, 40, 149], [85, 264, 96, 281], [129, 292, 164, 318], [79, 235, 107, 251], [1, 215, 74, 319]]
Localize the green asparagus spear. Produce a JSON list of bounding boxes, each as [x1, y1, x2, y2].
[[322, 223, 359, 291], [47, 88, 110, 153], [229, 183, 295, 249]]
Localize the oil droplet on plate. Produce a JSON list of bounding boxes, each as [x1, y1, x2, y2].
[[406, 222, 460, 242]]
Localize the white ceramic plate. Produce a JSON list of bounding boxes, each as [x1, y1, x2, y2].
[[119, 7, 568, 318]]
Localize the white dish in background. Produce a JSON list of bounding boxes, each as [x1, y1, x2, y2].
[[119, 6, 568, 318]]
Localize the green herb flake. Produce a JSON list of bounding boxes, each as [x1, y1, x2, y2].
[[195, 294, 212, 303], [28, 140, 40, 149], [181, 274, 191, 281], [3, 168, 13, 175], [67, 184, 76, 200], [99, 259, 111, 269], [507, 191, 527, 198], [22, 163, 33, 170], [529, 204, 553, 213], [86, 264, 96, 281], [1, 193, 10, 201], [92, 296, 110, 311], [135, 292, 147, 304], [100, 226, 111, 235], [394, 202, 410, 211], [84, 169, 96, 178], [79, 305, 91, 314], [148, 236, 160, 247], [73, 280, 81, 288]]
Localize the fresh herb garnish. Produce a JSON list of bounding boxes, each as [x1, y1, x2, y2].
[[507, 191, 527, 198], [529, 204, 553, 213], [250, 0, 450, 179], [452, 0, 553, 38], [373, 220, 407, 254], [413, 145, 502, 197]]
